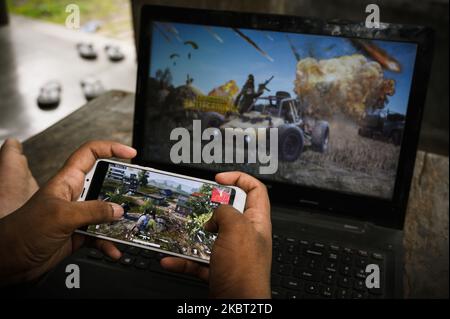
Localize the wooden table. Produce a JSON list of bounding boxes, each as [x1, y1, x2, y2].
[[23, 90, 449, 298]]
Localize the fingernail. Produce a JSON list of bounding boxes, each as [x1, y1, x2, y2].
[[123, 145, 137, 153], [111, 204, 124, 219]]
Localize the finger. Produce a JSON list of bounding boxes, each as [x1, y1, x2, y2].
[[204, 205, 243, 234], [215, 171, 269, 210], [0, 138, 23, 155], [65, 200, 124, 230], [94, 240, 122, 260], [160, 257, 209, 282], [215, 171, 270, 221], [47, 141, 136, 200]]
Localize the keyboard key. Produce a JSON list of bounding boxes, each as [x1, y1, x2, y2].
[[336, 288, 350, 299], [338, 276, 353, 288], [135, 258, 149, 269], [340, 264, 351, 276], [342, 254, 353, 265], [307, 258, 324, 270], [286, 244, 297, 254], [354, 279, 366, 291], [299, 270, 321, 282], [321, 285, 334, 298], [325, 262, 338, 273], [372, 252, 384, 260], [327, 252, 339, 261], [355, 257, 368, 267], [282, 278, 302, 290], [322, 273, 336, 285], [343, 247, 353, 254], [354, 268, 367, 279], [358, 250, 368, 257], [329, 244, 340, 252], [313, 242, 325, 250], [305, 283, 319, 295], [286, 237, 296, 243], [120, 255, 135, 266], [87, 249, 103, 259], [271, 289, 286, 299], [299, 240, 310, 247], [304, 249, 323, 257], [127, 246, 141, 255]]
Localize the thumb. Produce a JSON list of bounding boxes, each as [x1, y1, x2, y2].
[[204, 205, 242, 234], [66, 200, 124, 230]]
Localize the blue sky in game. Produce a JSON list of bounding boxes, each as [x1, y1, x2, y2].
[[116, 165, 201, 193], [149, 22, 417, 115]]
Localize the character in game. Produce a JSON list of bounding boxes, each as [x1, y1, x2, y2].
[[127, 211, 151, 239], [235, 74, 273, 114], [146, 211, 157, 233], [235, 75, 260, 114]]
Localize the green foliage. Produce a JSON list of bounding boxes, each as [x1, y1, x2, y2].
[[105, 191, 125, 205], [138, 200, 155, 214], [138, 171, 148, 187], [185, 184, 215, 237], [7, 0, 125, 24]]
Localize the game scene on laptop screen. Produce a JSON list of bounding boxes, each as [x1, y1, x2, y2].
[[86, 163, 235, 261], [142, 21, 417, 199]]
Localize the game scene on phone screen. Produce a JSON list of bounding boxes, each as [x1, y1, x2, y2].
[[143, 21, 417, 199], [86, 163, 234, 261]]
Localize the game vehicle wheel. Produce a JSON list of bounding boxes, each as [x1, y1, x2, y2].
[[312, 121, 330, 153], [278, 125, 304, 162]]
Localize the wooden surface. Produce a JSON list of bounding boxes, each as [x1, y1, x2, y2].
[[23, 90, 449, 298]]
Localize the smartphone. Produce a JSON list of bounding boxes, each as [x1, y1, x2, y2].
[[76, 159, 246, 264]]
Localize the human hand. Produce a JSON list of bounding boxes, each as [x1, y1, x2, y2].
[[161, 172, 272, 299], [0, 141, 136, 285], [0, 139, 39, 219]]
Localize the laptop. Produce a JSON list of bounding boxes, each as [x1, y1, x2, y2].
[[29, 5, 433, 299]]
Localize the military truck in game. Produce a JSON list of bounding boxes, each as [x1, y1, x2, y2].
[[358, 109, 405, 146], [200, 91, 330, 162]]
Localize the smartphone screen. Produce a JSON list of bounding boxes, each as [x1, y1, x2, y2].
[[84, 161, 236, 262]]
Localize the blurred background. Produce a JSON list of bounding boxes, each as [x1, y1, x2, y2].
[[0, 0, 448, 154]]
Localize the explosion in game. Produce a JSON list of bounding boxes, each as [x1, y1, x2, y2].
[[143, 21, 417, 199]]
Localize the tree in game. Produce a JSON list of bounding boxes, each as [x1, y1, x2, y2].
[[186, 184, 215, 239], [138, 171, 148, 187]]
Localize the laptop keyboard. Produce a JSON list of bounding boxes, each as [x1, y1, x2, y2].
[[84, 235, 385, 299], [271, 234, 385, 299]]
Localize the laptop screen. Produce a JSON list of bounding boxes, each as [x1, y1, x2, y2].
[[141, 21, 418, 200]]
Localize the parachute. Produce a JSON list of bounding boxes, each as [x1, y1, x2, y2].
[[184, 41, 199, 50], [170, 53, 180, 66]]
